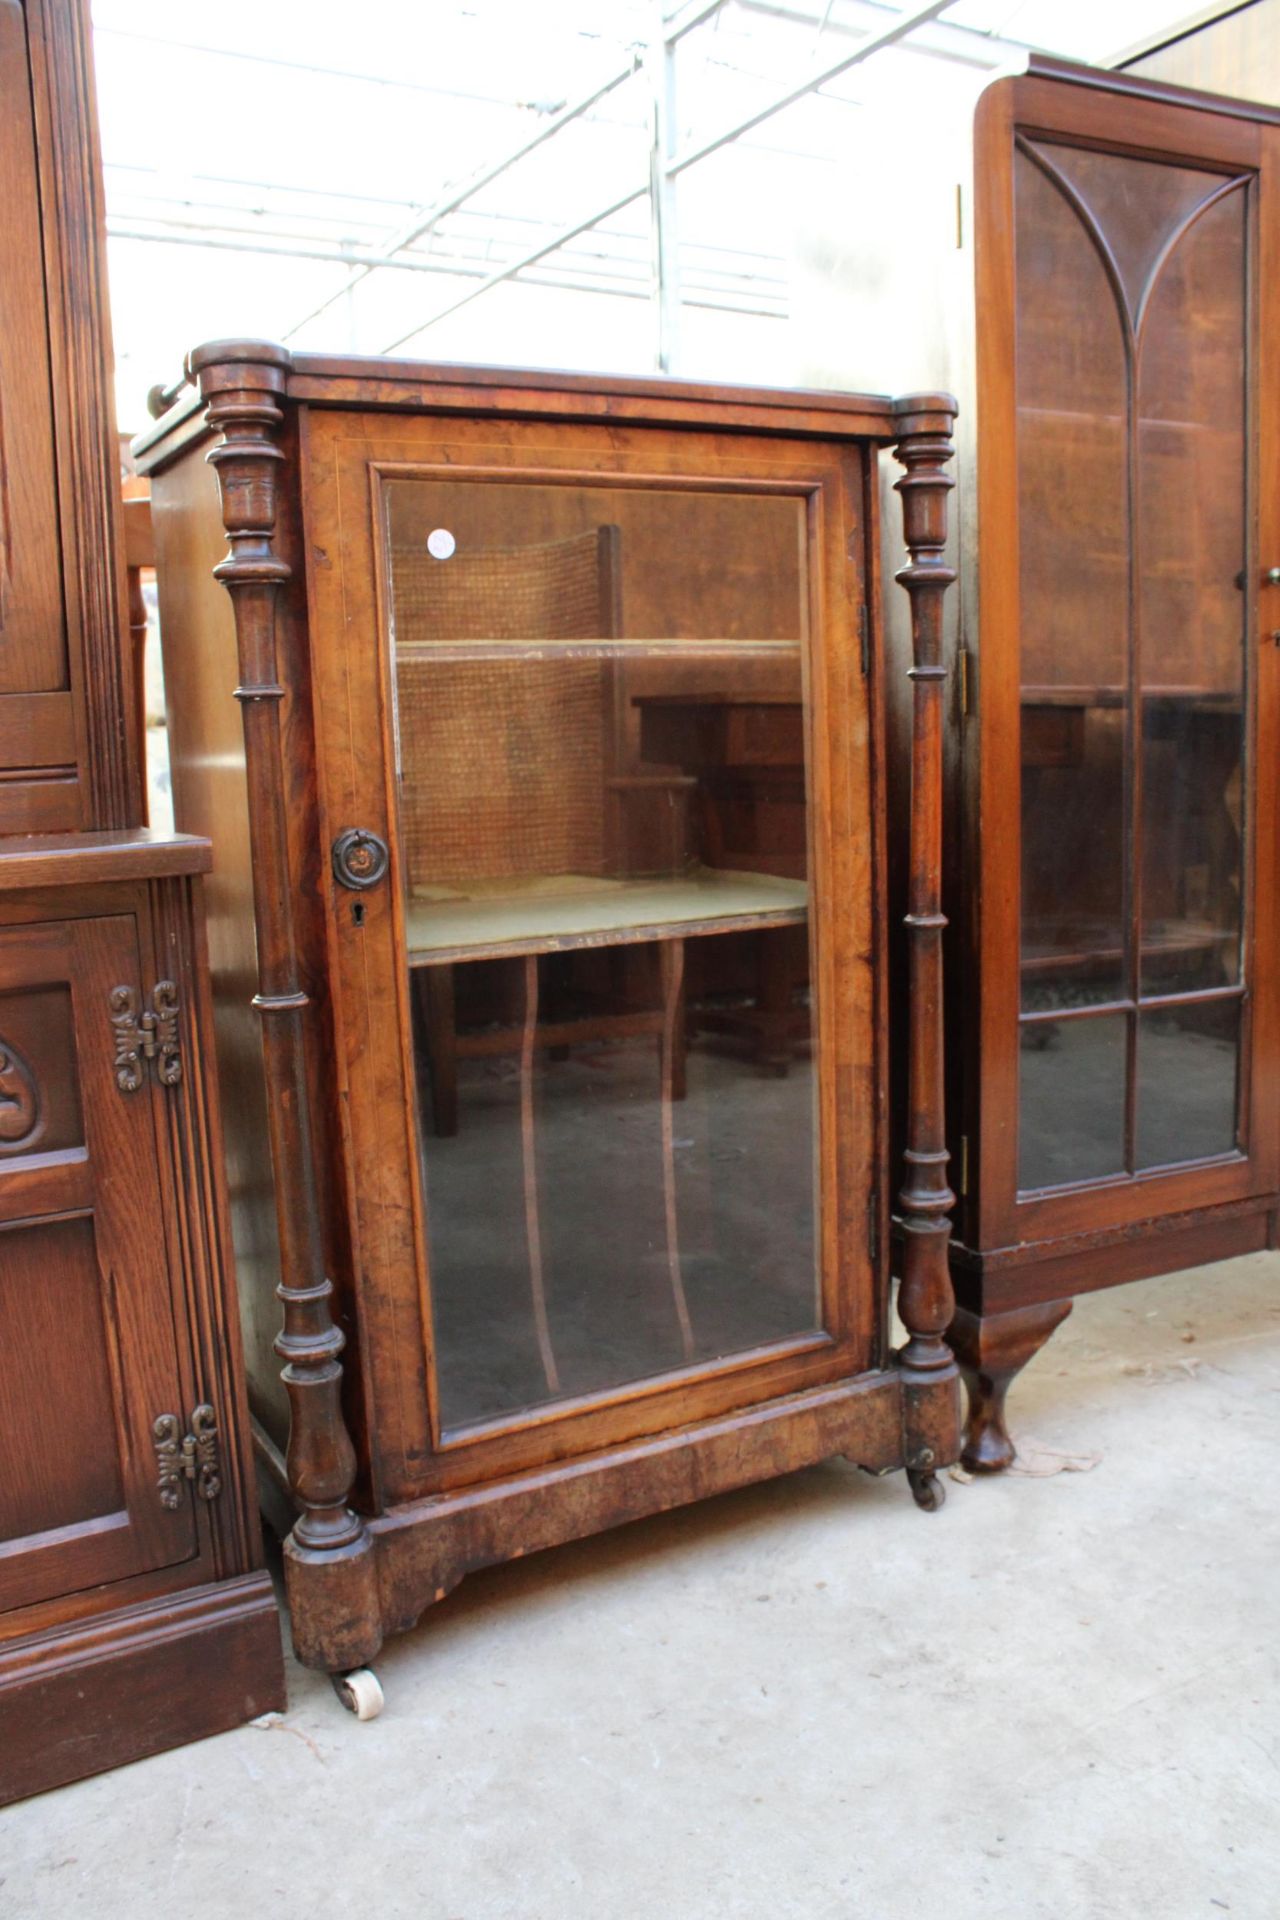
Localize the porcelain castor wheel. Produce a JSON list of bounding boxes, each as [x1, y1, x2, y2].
[[332, 1667, 384, 1720]]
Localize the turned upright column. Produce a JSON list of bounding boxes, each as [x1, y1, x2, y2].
[[891, 393, 960, 1511], [193, 341, 380, 1671]]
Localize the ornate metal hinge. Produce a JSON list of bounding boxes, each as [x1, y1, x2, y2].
[[153, 1405, 222, 1509], [110, 981, 182, 1092]]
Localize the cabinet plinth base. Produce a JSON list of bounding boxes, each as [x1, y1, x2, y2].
[[0, 1573, 284, 1806], [279, 1369, 961, 1673]]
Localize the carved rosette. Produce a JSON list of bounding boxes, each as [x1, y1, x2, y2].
[[192, 342, 369, 1586], [891, 395, 960, 1390]]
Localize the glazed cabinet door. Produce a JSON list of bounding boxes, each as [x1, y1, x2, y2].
[[306, 409, 884, 1497], [975, 80, 1280, 1241], [0, 914, 199, 1615]]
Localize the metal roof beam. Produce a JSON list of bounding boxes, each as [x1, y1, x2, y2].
[[373, 0, 966, 357], [284, 52, 642, 341], [107, 221, 785, 316], [381, 184, 651, 352], [731, 0, 1026, 69], [663, 0, 731, 42], [665, 0, 957, 175]]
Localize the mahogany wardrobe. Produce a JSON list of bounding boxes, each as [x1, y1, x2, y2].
[[0, 0, 281, 1805], [805, 56, 1280, 1467]]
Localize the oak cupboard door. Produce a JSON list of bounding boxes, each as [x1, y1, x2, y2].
[[0, 914, 198, 1616]]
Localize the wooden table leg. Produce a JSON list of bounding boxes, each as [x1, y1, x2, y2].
[[420, 963, 459, 1138], [660, 938, 694, 1361], [520, 954, 560, 1396]]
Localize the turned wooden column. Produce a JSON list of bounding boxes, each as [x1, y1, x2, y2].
[[891, 394, 961, 1504], [194, 341, 378, 1668]]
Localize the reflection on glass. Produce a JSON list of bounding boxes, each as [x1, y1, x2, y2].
[[1014, 138, 1250, 1182], [386, 478, 821, 1430], [1140, 698, 1243, 997], [1136, 1002, 1240, 1171], [1015, 144, 1128, 1012], [1019, 1013, 1127, 1193], [1137, 184, 1246, 997]]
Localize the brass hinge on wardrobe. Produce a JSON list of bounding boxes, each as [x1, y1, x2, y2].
[[109, 981, 182, 1091], [153, 1405, 222, 1509]]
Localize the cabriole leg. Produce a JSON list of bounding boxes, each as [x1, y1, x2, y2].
[[948, 1299, 1074, 1473]]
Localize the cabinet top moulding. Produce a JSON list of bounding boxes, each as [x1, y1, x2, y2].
[[0, 829, 212, 892], [1020, 51, 1280, 124], [133, 342, 903, 475]]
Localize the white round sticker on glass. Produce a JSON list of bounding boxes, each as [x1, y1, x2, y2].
[[427, 528, 456, 560]]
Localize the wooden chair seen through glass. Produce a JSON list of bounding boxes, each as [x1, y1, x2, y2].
[[384, 477, 821, 1430]]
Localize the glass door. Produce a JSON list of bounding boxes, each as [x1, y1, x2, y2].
[[385, 477, 827, 1432], [305, 408, 879, 1489], [1011, 134, 1256, 1200]]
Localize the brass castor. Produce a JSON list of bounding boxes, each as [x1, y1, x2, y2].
[[907, 1468, 945, 1512]]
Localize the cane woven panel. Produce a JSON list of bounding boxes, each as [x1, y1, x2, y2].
[[392, 529, 618, 889]]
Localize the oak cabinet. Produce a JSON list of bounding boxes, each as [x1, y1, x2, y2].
[[804, 57, 1280, 1465], [0, 837, 282, 1805], [136, 350, 961, 1684], [0, 0, 282, 1802], [0, 0, 141, 831]]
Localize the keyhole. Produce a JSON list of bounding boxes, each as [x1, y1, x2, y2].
[[352, 901, 366, 927]]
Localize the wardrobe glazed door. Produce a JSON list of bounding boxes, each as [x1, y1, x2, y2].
[[975, 81, 1280, 1245], [304, 407, 885, 1501], [0, 914, 200, 1617]]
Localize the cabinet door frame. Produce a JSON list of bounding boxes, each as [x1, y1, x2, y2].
[[0, 912, 199, 1615], [302, 406, 887, 1503], [972, 77, 1280, 1249]]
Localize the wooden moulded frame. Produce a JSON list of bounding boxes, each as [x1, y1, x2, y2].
[[312, 425, 876, 1485], [139, 346, 960, 1674]]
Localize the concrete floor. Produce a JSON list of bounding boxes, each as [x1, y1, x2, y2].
[[4, 1252, 1278, 1920]]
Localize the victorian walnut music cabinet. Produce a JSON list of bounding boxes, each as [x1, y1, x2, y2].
[[800, 58, 1280, 1467], [0, 0, 282, 1804], [134, 346, 961, 1709]]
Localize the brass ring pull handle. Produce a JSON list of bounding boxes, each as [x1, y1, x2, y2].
[[332, 827, 390, 892]]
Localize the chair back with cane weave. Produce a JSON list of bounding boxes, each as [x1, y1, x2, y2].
[[391, 526, 621, 891]]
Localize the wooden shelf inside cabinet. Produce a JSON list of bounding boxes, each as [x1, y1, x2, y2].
[[1021, 919, 1236, 986], [406, 868, 808, 966], [1021, 686, 1243, 708]]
